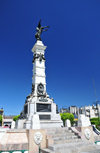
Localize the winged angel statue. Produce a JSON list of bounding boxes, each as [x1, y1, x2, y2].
[[35, 20, 49, 41]]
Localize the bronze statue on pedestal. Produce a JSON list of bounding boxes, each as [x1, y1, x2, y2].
[[35, 20, 49, 41]]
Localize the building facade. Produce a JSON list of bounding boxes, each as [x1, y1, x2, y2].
[[60, 104, 100, 119]]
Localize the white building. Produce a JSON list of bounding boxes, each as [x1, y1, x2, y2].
[[60, 104, 100, 119], [79, 104, 100, 118], [69, 106, 78, 114]]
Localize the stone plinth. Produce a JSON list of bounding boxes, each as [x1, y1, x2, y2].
[[22, 96, 62, 129], [65, 119, 71, 127], [78, 114, 91, 127], [31, 114, 40, 129], [15, 119, 26, 129], [76, 126, 94, 143]]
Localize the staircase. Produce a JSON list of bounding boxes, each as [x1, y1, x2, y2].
[[41, 127, 100, 153], [42, 127, 82, 153], [47, 127, 81, 144]]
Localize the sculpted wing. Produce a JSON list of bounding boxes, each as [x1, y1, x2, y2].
[[38, 20, 41, 28]]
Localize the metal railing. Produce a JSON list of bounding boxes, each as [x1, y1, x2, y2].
[[0, 150, 28, 153]]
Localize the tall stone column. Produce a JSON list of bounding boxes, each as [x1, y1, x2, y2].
[[32, 40, 47, 97]]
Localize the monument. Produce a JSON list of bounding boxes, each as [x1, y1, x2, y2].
[[16, 20, 62, 129]]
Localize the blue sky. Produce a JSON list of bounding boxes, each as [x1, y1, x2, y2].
[[0, 0, 100, 115]]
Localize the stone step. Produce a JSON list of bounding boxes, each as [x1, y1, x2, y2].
[[48, 141, 84, 151], [46, 127, 69, 130], [47, 130, 72, 135], [46, 127, 70, 132], [41, 148, 55, 153], [52, 134, 75, 139], [47, 129, 71, 133], [47, 142, 100, 153], [54, 137, 82, 144], [51, 132, 77, 138], [53, 135, 78, 141], [51, 130, 72, 133]]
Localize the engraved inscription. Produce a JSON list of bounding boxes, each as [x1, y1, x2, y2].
[[37, 103, 51, 112]]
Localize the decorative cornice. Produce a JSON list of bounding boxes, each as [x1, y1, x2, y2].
[[32, 41, 47, 52]]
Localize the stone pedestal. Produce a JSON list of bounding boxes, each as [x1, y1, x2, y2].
[[22, 95, 62, 129], [65, 119, 71, 127], [28, 129, 47, 153], [77, 114, 94, 143], [78, 114, 91, 127], [11, 121, 15, 129], [16, 119, 26, 129], [31, 114, 40, 129]]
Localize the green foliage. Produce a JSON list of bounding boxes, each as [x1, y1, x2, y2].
[[90, 117, 100, 131], [60, 113, 74, 126], [13, 115, 20, 121], [90, 117, 100, 125], [0, 115, 2, 123], [90, 117, 99, 122]]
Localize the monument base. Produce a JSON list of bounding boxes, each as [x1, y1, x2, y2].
[[16, 118, 62, 129], [16, 96, 63, 129], [23, 113, 62, 129]]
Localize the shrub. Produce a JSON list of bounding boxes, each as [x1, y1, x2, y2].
[[60, 113, 74, 126], [90, 117, 100, 124], [90, 117, 100, 131], [90, 118, 99, 122], [13, 115, 20, 121]]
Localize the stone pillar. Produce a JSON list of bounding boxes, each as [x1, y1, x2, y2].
[[31, 114, 40, 129], [32, 40, 47, 97], [28, 129, 47, 153], [65, 119, 71, 127]]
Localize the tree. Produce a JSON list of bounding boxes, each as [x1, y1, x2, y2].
[[0, 115, 2, 124], [13, 115, 20, 121], [60, 113, 74, 126]]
